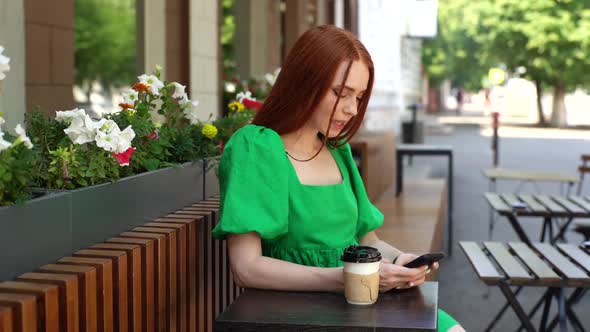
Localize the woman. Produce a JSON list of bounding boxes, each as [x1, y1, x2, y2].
[[213, 25, 463, 332]]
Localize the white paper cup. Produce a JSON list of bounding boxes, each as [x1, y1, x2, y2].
[[341, 246, 382, 305]]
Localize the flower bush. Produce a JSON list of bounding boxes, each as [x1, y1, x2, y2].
[[1, 60, 272, 205], [27, 66, 222, 190], [222, 68, 278, 112], [0, 45, 39, 206]]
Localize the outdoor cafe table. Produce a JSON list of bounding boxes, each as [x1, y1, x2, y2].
[[215, 282, 439, 331], [460, 241, 590, 332], [484, 193, 590, 245]]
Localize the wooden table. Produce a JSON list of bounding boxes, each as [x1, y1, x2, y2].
[[482, 168, 578, 240], [215, 282, 439, 331], [484, 193, 590, 245], [460, 241, 590, 332]]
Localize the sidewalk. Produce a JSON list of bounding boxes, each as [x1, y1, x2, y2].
[[410, 118, 589, 330]]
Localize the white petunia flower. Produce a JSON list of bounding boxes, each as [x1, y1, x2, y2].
[[63, 114, 103, 145], [0, 116, 5, 130], [0, 46, 10, 80], [95, 121, 135, 153], [14, 124, 33, 149], [264, 68, 281, 86], [236, 91, 255, 103], [182, 100, 200, 125], [122, 89, 139, 105], [117, 126, 135, 152], [138, 74, 164, 96], [55, 108, 87, 124], [171, 82, 186, 99], [0, 131, 11, 151]]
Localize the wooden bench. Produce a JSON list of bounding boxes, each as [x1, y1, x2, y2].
[[350, 130, 396, 202], [396, 144, 453, 254], [350, 131, 449, 261], [460, 241, 590, 332], [0, 195, 232, 332], [376, 179, 448, 271]]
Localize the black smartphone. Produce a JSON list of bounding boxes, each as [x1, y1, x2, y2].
[[403, 252, 446, 269]]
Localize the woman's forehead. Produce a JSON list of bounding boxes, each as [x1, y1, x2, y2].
[[332, 60, 369, 92]]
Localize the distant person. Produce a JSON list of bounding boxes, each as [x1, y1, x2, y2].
[[455, 88, 464, 115], [212, 25, 464, 332]]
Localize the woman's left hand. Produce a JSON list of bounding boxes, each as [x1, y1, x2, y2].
[[393, 253, 438, 289]]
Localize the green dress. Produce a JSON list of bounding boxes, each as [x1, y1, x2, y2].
[[212, 124, 458, 331]]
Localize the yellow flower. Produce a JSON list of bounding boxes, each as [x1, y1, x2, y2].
[[228, 101, 245, 113], [202, 123, 218, 139]]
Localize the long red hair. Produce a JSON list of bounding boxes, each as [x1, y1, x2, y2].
[[252, 25, 374, 147]]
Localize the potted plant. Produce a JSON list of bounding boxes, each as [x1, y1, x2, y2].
[[0, 46, 74, 280], [26, 67, 219, 250]]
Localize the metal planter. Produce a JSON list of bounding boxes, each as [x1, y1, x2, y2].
[[69, 161, 204, 251], [203, 157, 220, 200], [0, 192, 72, 280], [0, 161, 204, 280]]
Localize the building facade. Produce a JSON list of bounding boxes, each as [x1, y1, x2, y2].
[[0, 0, 426, 135]]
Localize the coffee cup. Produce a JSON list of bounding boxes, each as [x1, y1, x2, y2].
[[341, 245, 381, 305]]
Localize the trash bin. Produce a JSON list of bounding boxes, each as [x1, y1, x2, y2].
[[401, 121, 424, 144], [401, 103, 424, 144]]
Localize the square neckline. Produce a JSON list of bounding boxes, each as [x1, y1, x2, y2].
[[282, 145, 346, 187]]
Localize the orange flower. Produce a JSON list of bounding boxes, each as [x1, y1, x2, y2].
[[132, 83, 150, 93], [119, 103, 134, 109]]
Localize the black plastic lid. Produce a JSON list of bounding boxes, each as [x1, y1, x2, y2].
[[341, 245, 382, 263]]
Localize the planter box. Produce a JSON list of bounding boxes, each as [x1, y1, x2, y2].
[[70, 161, 204, 251], [203, 157, 220, 200], [0, 192, 72, 281], [0, 161, 204, 280]]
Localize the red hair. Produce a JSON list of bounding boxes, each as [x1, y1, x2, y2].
[[252, 25, 374, 147]]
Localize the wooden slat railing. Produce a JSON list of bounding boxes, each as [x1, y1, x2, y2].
[[0, 195, 238, 332]]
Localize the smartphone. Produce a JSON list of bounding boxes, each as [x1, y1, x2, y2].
[[403, 252, 446, 269], [511, 202, 528, 210]]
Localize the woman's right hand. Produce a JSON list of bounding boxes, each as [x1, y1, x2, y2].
[[378, 258, 430, 293]]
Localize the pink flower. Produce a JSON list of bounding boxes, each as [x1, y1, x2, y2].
[[147, 131, 158, 140], [113, 147, 136, 166], [242, 98, 263, 111]]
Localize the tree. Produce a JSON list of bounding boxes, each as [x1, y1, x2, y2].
[[479, 0, 590, 127], [423, 0, 493, 90], [75, 0, 137, 96], [221, 0, 236, 78], [424, 0, 590, 127], [422, 0, 492, 111]]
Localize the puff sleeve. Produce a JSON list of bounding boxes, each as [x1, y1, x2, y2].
[[212, 125, 289, 240], [338, 143, 384, 241]]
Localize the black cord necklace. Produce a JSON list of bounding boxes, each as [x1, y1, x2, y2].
[[285, 150, 318, 162], [285, 133, 326, 162]]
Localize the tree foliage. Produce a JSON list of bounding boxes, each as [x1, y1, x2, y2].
[[75, 0, 137, 90], [423, 0, 590, 126], [422, 0, 492, 91], [480, 0, 590, 126], [221, 0, 236, 77]]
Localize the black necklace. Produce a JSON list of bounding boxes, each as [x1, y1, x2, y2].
[[285, 133, 326, 162], [285, 150, 320, 162]]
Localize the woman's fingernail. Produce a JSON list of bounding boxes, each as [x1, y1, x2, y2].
[[408, 282, 414, 287], [426, 269, 431, 274], [395, 286, 401, 290], [424, 266, 429, 271]]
